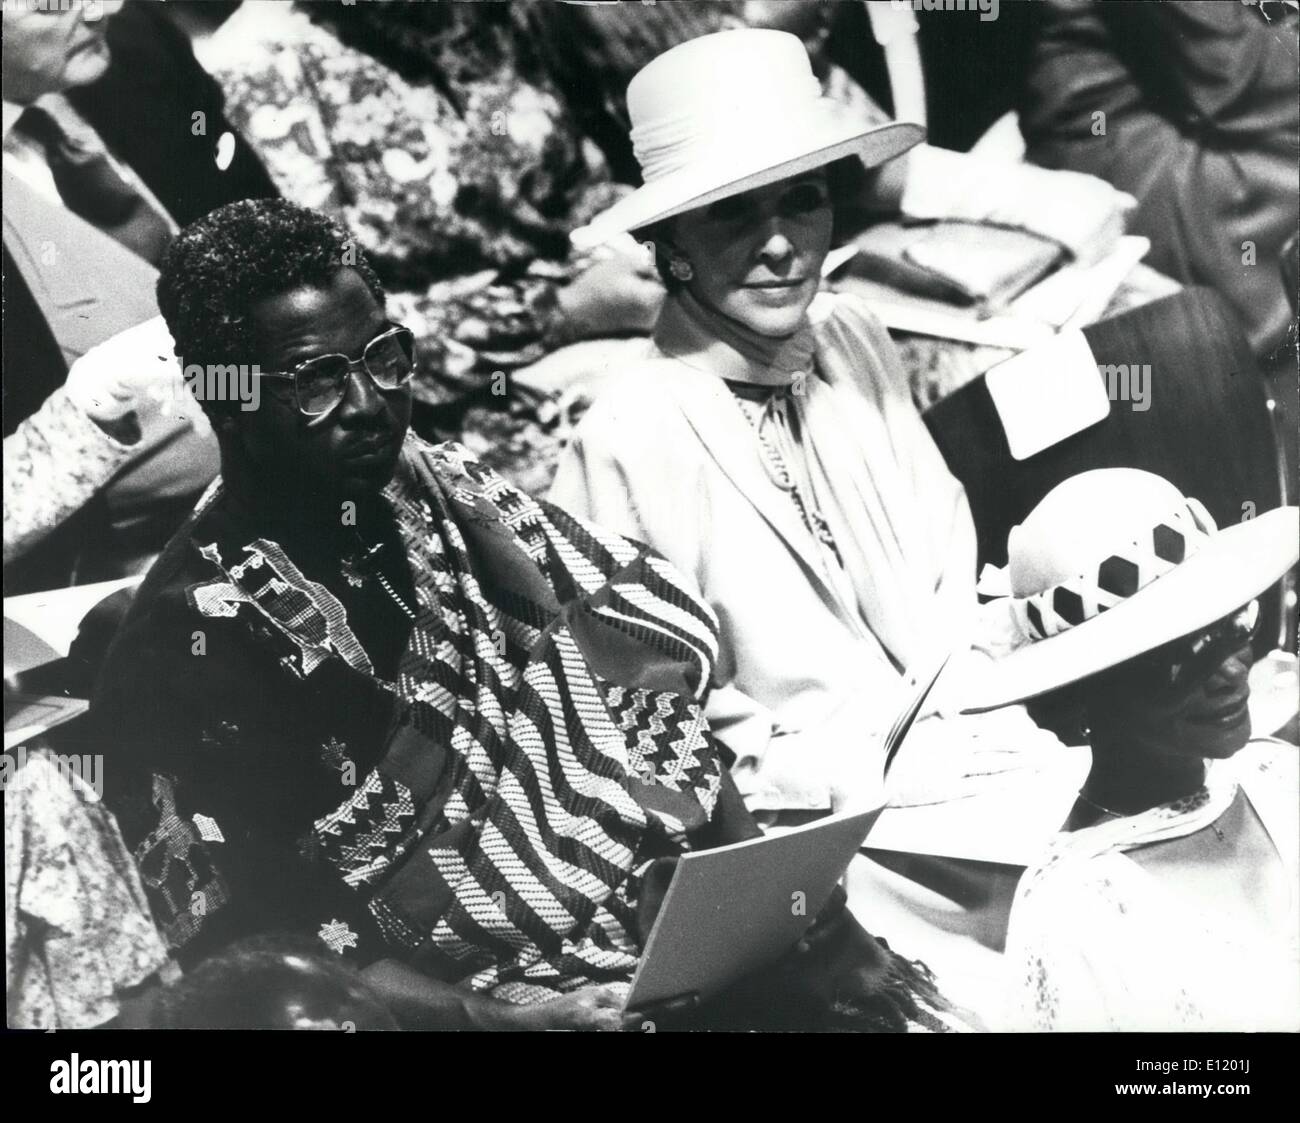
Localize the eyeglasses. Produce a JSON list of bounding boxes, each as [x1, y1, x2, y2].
[[257, 324, 416, 418], [1128, 600, 1260, 696]]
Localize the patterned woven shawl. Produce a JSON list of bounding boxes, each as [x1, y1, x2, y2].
[[293, 439, 725, 1001]]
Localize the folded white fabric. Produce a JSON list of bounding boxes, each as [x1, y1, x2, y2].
[[900, 145, 1136, 264]]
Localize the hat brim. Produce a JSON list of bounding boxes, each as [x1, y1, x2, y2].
[[571, 119, 924, 251], [959, 506, 1299, 713]]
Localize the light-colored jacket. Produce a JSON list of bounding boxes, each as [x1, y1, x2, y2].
[[551, 292, 985, 811], [2, 166, 219, 541]]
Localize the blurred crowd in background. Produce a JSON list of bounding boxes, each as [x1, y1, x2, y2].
[[4, 0, 1298, 1034], [5, 0, 1296, 586]]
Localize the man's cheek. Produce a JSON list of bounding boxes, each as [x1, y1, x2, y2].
[[242, 414, 299, 473]]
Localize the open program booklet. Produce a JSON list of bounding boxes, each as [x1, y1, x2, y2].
[[4, 576, 143, 750], [626, 655, 950, 1011]]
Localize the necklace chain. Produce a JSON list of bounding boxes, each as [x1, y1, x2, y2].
[[1076, 790, 1227, 840], [1076, 790, 1125, 820], [343, 532, 418, 621], [371, 567, 417, 621]]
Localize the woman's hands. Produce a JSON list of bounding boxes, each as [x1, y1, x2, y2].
[[64, 353, 138, 432], [555, 252, 665, 341], [63, 315, 190, 443]]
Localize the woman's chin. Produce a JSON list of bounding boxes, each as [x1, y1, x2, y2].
[[1186, 709, 1253, 759], [731, 302, 811, 338]]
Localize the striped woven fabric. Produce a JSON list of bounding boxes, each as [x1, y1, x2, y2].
[[332, 439, 726, 1000]]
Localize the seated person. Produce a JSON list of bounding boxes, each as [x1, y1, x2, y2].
[[530, 0, 1134, 266], [66, 0, 279, 229], [1020, 0, 1297, 362], [3, 0, 219, 590], [3, 316, 193, 566], [551, 30, 1065, 821], [198, 0, 663, 494], [91, 199, 964, 1032], [964, 469, 1299, 1031]]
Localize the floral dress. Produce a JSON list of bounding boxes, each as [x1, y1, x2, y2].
[[6, 745, 173, 1028], [205, 3, 626, 431]]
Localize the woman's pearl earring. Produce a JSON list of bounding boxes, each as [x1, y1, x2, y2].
[[668, 254, 694, 282]]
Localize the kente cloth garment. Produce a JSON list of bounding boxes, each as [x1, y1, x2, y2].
[[5, 745, 174, 1029], [204, 1, 626, 409], [553, 290, 1065, 811], [1003, 740, 1300, 1032], [93, 438, 727, 1002]]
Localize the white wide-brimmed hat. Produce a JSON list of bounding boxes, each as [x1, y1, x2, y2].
[[960, 469, 1299, 713], [570, 29, 923, 251]]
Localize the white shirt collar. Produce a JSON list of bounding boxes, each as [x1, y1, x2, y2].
[[3, 101, 27, 142]]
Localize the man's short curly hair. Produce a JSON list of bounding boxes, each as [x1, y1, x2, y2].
[[156, 199, 386, 390]]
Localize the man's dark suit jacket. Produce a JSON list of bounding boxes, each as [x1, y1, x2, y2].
[[68, 0, 278, 227], [1019, 0, 1298, 360]]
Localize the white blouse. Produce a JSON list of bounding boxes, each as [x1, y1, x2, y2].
[[1002, 740, 1300, 1032]]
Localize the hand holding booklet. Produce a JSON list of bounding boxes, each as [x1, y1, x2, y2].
[[625, 805, 882, 1013], [625, 654, 951, 1013]]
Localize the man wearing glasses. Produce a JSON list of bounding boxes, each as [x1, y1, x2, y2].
[[87, 199, 961, 1031], [88, 198, 717, 1030]]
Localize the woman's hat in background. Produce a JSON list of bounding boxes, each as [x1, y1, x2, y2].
[[570, 29, 923, 251], [961, 469, 1299, 712]]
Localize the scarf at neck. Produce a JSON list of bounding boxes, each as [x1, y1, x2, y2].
[[653, 287, 970, 672], [658, 288, 818, 387]]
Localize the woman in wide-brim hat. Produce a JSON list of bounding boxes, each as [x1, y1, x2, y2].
[[963, 468, 1299, 1032], [552, 28, 1063, 824]]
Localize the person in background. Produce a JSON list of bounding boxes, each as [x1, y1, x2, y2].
[[1020, 0, 1298, 364], [964, 469, 1299, 1031], [551, 30, 1067, 823], [6, 740, 175, 1029], [91, 198, 965, 1033], [531, 0, 1133, 269], [196, 0, 663, 494], [67, 0, 278, 228], [3, 317, 190, 565], [2, 0, 218, 591]]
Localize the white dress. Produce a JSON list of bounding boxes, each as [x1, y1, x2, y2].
[[1002, 739, 1300, 1032]]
